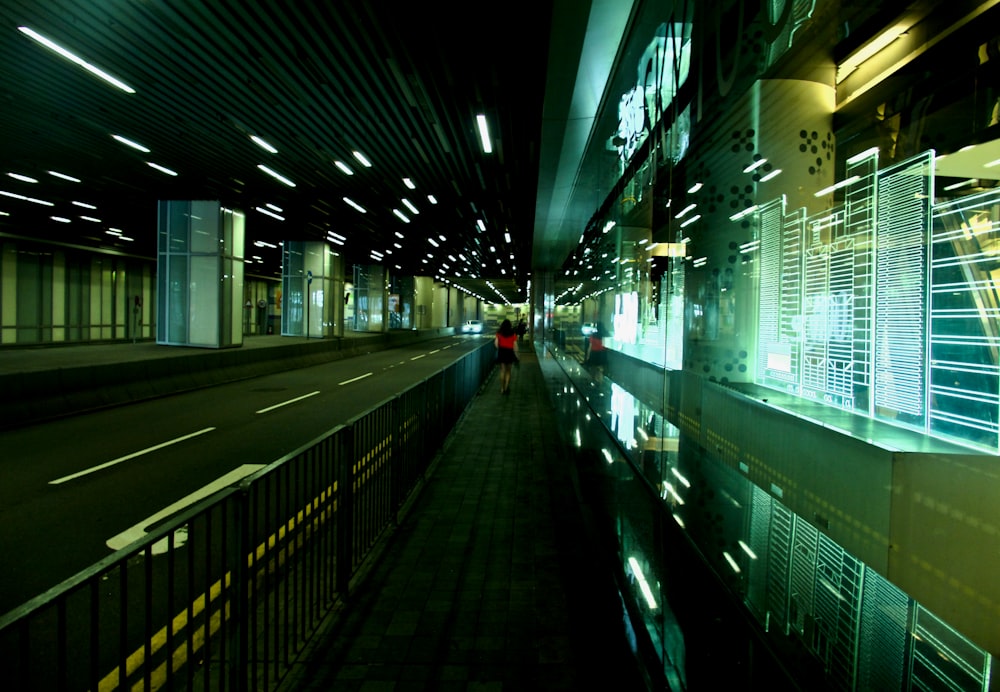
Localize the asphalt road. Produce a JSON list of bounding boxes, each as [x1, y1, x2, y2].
[[0, 334, 490, 615]]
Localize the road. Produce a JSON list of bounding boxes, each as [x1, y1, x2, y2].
[[0, 334, 489, 615]]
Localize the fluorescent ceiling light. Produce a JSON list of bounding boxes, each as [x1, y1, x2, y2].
[[48, 171, 80, 182], [401, 198, 419, 214], [8, 173, 38, 183], [51, 216, 71, 223], [403, 177, 416, 189], [352, 151, 372, 167], [71, 201, 97, 209], [675, 203, 697, 219], [730, 205, 758, 221], [255, 206, 285, 220], [428, 238, 439, 247], [394, 231, 405, 239], [759, 169, 782, 182], [687, 182, 703, 193], [846, 147, 879, 165], [392, 209, 410, 223], [335, 160, 353, 175], [837, 26, 907, 83], [250, 135, 277, 153], [943, 178, 977, 191], [814, 176, 860, 197], [680, 214, 701, 228], [0, 190, 53, 205], [343, 197, 366, 213], [18, 26, 136, 94], [79, 215, 102, 222], [265, 203, 283, 212], [476, 219, 486, 232], [113, 134, 150, 152], [476, 114, 492, 153], [427, 194, 438, 204], [147, 162, 178, 176], [742, 158, 767, 173], [257, 164, 295, 187], [504, 232, 511, 243]]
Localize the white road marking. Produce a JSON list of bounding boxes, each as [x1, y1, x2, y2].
[[256, 390, 320, 414], [48, 427, 217, 485], [429, 349, 441, 354], [410, 354, 426, 360], [106, 464, 265, 553], [339, 372, 373, 385]]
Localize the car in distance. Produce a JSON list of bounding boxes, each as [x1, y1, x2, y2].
[[461, 320, 484, 334]]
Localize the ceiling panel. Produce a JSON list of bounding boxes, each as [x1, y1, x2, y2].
[[0, 0, 583, 303]]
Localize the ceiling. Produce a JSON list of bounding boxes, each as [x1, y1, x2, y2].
[[0, 0, 635, 305]]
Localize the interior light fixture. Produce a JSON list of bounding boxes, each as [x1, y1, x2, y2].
[[427, 194, 438, 204], [112, 134, 150, 152], [255, 206, 285, 220], [742, 158, 768, 173], [476, 219, 486, 232], [428, 238, 439, 247], [250, 135, 278, 153], [943, 178, 977, 191], [265, 203, 283, 212], [680, 214, 701, 228], [401, 198, 419, 214], [48, 171, 81, 182], [257, 164, 295, 187], [343, 197, 366, 213], [729, 205, 758, 221], [0, 190, 53, 206], [759, 169, 782, 182], [7, 173, 38, 183], [476, 114, 492, 153], [352, 151, 372, 167], [675, 203, 697, 219], [334, 161, 354, 175], [79, 215, 101, 223], [687, 182, 703, 193], [147, 162, 178, 176], [836, 25, 907, 84], [51, 216, 71, 223], [71, 201, 97, 209], [814, 175, 860, 197], [846, 147, 879, 165], [504, 231, 511, 243], [392, 209, 410, 223], [403, 177, 416, 189], [18, 27, 136, 93]]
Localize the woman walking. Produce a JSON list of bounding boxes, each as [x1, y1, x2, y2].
[[494, 319, 519, 395]]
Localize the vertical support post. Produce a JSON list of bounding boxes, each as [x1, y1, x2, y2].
[[228, 486, 251, 692], [336, 426, 355, 596]]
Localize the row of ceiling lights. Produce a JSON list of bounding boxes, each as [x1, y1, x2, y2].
[[11, 25, 519, 299]]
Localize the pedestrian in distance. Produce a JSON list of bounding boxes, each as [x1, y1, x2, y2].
[[494, 319, 519, 395], [516, 318, 527, 343], [585, 322, 608, 383]]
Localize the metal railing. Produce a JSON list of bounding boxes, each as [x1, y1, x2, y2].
[[0, 342, 495, 691]]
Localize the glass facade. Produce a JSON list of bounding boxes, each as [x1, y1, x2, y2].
[[536, 0, 1000, 688], [156, 200, 245, 348]]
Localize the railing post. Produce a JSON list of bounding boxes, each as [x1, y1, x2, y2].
[[336, 424, 355, 597], [228, 485, 251, 692], [391, 395, 403, 523]]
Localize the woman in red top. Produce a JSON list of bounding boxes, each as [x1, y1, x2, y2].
[[494, 319, 519, 395]]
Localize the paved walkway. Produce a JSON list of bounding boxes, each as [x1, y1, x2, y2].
[[278, 348, 646, 691]]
